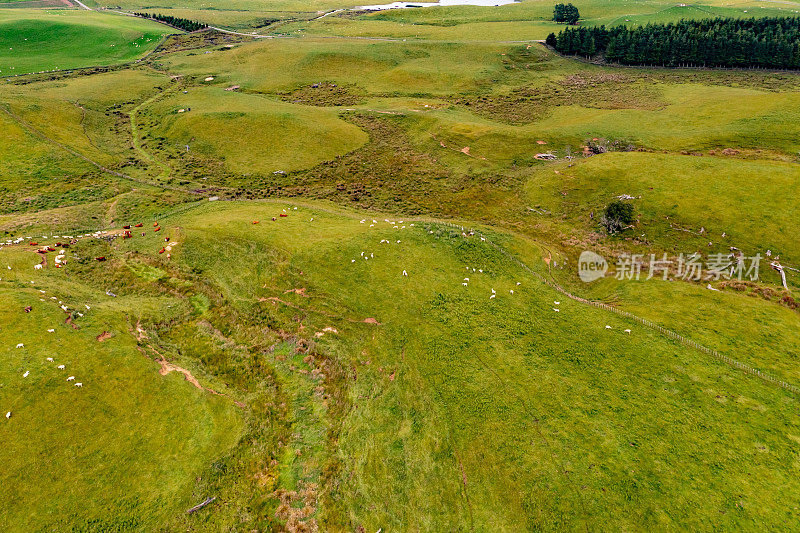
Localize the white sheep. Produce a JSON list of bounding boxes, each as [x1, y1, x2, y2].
[[57, 365, 65, 370], [402, 270, 408, 276], [5, 412, 9, 419], [605, 325, 612, 329], [553, 308, 560, 312], [16, 343, 23, 348], [75, 383, 82, 388], [23, 371, 29, 378], [34, 264, 42, 270], [67, 376, 75, 381], [46, 357, 53, 362], [624, 329, 631, 334]]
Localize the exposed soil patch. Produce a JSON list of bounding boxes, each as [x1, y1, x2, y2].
[[96, 331, 112, 342], [158, 358, 203, 389]]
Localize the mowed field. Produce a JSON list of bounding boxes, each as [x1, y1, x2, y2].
[[0, 10, 172, 75], [1, 0, 800, 529]]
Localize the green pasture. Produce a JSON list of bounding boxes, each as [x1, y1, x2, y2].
[[143, 86, 368, 176], [0, 10, 172, 75], [0, 245, 242, 530], [116, 199, 800, 529]]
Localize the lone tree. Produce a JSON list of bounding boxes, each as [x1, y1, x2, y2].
[[553, 3, 580, 24], [602, 200, 635, 233]]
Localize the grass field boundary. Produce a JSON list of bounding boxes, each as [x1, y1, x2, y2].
[[156, 198, 800, 396], [426, 219, 800, 396], [0, 100, 193, 193]]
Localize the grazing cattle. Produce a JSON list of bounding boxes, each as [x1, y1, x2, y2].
[[252, 221, 259, 224], [159, 248, 165, 254], [280, 214, 288, 218], [164, 237, 170, 242], [153, 222, 159, 227], [46, 247, 55, 252], [272, 217, 277, 221], [95, 256, 106, 262], [24, 306, 32, 313], [123, 225, 131, 229], [135, 223, 143, 228], [154, 227, 161, 232], [29, 242, 38, 246]]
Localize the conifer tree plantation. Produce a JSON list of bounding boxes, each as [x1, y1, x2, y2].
[[552, 17, 800, 69], [2, 0, 800, 530]]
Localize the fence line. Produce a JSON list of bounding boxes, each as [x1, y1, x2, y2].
[[422, 219, 800, 396]]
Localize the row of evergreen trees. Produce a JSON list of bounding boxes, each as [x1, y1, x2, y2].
[[133, 13, 208, 32], [547, 17, 800, 69]]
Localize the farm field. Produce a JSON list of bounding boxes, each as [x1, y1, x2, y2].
[[1, 0, 800, 530], [0, 9, 172, 75]]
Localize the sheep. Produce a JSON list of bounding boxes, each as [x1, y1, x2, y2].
[[34, 264, 42, 270], [57, 365, 65, 370], [16, 343, 23, 348], [554, 301, 560, 305], [462, 282, 468, 286], [75, 383, 82, 388], [23, 371, 29, 378], [46, 357, 53, 362], [402, 270, 408, 276], [510, 290, 514, 294], [490, 294, 496, 299], [67, 376, 75, 381], [5, 412, 9, 419], [553, 308, 560, 312], [624, 329, 631, 334], [605, 325, 612, 329], [491, 288, 495, 294]]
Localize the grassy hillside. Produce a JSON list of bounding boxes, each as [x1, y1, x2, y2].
[[1, 199, 791, 529], [1, 2, 800, 529], [0, 10, 172, 75], [0, 245, 242, 530]]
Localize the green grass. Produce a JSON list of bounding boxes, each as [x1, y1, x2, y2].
[[143, 86, 368, 176], [2, 4, 800, 529], [0, 252, 242, 530], [111, 199, 800, 529], [0, 10, 173, 75]]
